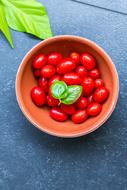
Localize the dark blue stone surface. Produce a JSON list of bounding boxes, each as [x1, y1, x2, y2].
[[0, 0, 127, 189], [70, 0, 127, 14]]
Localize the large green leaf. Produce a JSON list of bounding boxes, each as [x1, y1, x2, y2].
[[2, 0, 52, 39], [0, 3, 13, 47]]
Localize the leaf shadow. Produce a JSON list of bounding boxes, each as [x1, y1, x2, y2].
[[26, 32, 42, 40]]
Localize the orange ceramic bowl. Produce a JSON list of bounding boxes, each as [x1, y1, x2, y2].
[[16, 35, 119, 138]]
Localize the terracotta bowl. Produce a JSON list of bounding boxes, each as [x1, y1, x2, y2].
[[16, 35, 119, 138]]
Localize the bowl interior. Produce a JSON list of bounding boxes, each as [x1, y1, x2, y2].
[[17, 36, 118, 137]]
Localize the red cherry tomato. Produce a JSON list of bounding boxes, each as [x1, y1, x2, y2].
[[57, 58, 76, 75], [31, 86, 46, 106], [81, 53, 96, 70], [50, 107, 68, 122], [87, 102, 102, 116], [70, 52, 80, 65], [31, 51, 110, 124], [94, 79, 104, 88], [33, 69, 41, 78], [61, 104, 76, 115], [88, 94, 94, 104], [41, 65, 56, 79], [48, 85, 53, 97], [71, 110, 88, 124], [82, 77, 95, 96], [76, 66, 88, 78], [32, 53, 47, 69], [76, 97, 89, 109], [62, 73, 82, 85], [93, 87, 109, 103], [47, 52, 62, 65], [47, 95, 59, 107], [49, 75, 61, 86], [89, 68, 100, 79], [38, 77, 48, 93]]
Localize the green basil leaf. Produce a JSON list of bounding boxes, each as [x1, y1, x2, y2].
[[61, 85, 82, 105], [2, 0, 52, 40], [0, 3, 13, 48], [59, 90, 68, 99], [51, 81, 68, 99]]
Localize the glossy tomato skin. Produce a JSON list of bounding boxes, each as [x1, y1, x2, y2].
[[38, 77, 48, 93], [31, 86, 46, 106], [70, 52, 80, 65], [94, 79, 104, 88], [87, 102, 102, 116], [47, 95, 59, 107], [62, 73, 82, 85], [81, 53, 96, 70], [47, 52, 62, 65], [57, 58, 76, 75], [82, 77, 95, 96], [76, 66, 88, 78], [76, 97, 89, 109], [93, 87, 109, 103], [88, 94, 94, 104], [61, 104, 76, 115], [32, 53, 47, 69], [71, 110, 88, 124], [89, 68, 100, 79], [49, 75, 61, 86], [48, 86, 52, 97], [33, 69, 41, 78], [50, 107, 68, 122], [41, 65, 56, 79]]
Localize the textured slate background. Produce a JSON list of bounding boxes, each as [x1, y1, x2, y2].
[[0, 0, 127, 189]]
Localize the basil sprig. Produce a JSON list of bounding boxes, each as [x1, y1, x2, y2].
[[51, 81, 82, 105], [61, 85, 82, 105], [51, 81, 68, 99]]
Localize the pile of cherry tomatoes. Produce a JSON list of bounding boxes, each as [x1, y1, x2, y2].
[[31, 51, 109, 124]]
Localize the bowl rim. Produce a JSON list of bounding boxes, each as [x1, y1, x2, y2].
[[15, 35, 119, 138]]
